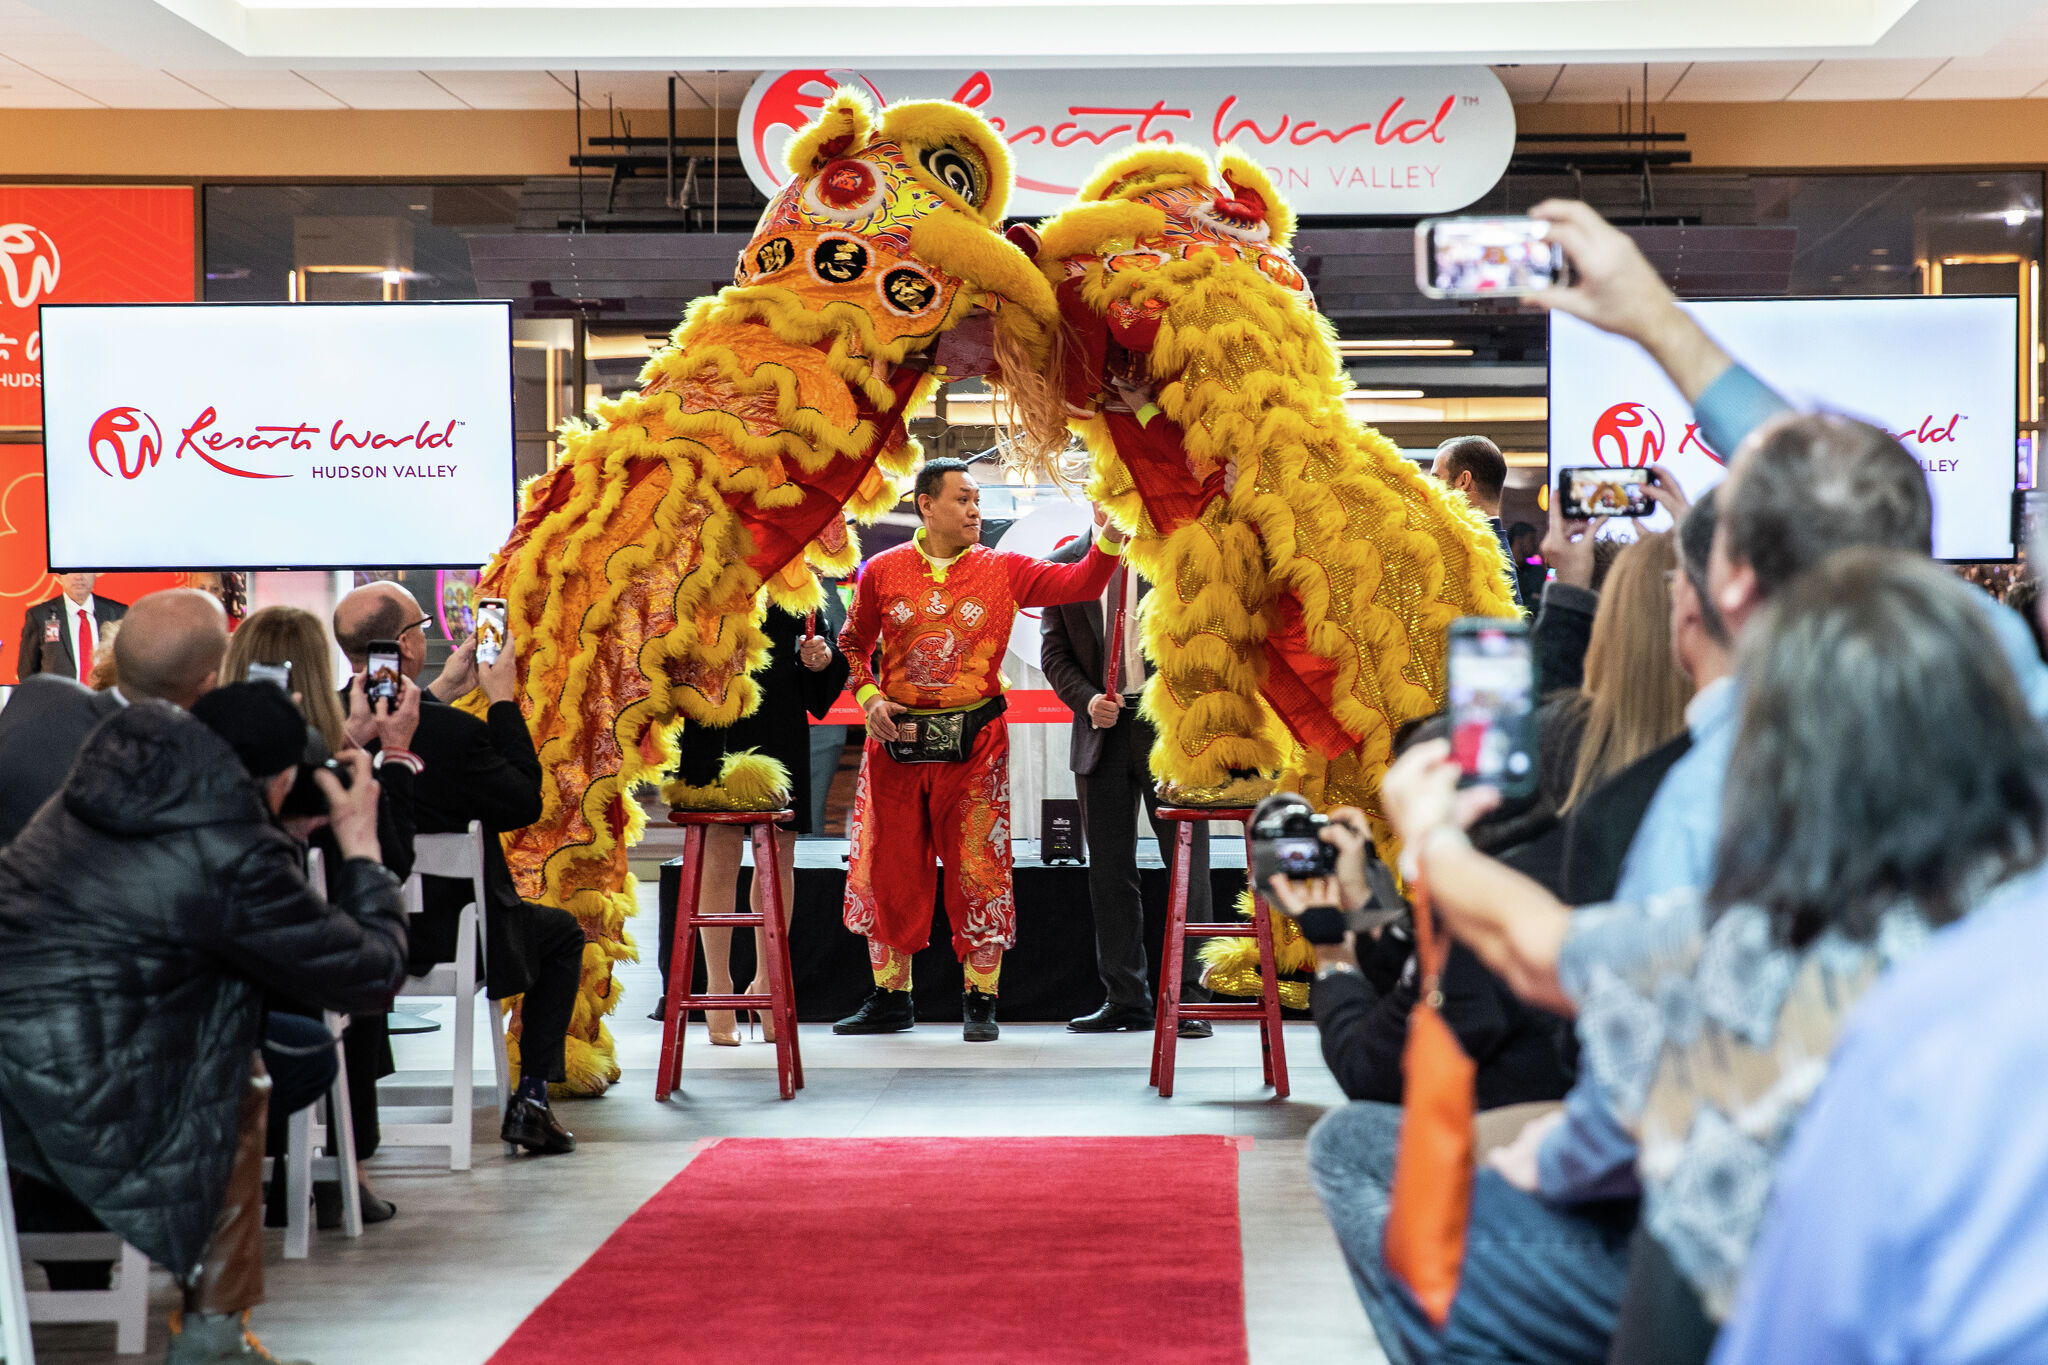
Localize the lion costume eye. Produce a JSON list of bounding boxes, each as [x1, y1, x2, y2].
[[920, 145, 986, 206], [801, 158, 886, 225]]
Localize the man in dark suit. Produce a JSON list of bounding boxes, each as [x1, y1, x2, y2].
[[0, 587, 225, 842], [1432, 436, 1522, 609], [1041, 530, 1213, 1037], [333, 583, 580, 1157], [17, 573, 127, 683]]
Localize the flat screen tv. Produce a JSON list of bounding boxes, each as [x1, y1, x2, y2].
[[38, 301, 516, 570], [1548, 295, 2020, 561]]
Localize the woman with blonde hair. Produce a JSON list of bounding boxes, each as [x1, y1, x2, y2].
[[223, 603, 420, 1229], [1562, 530, 1693, 809]]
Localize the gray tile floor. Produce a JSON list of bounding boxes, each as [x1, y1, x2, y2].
[[26, 879, 1386, 1365]]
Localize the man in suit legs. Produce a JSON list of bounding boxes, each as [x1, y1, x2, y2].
[[17, 573, 128, 683], [1040, 530, 1214, 1038]]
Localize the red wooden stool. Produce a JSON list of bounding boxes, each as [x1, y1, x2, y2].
[[656, 810, 804, 1102], [1149, 805, 1290, 1100]]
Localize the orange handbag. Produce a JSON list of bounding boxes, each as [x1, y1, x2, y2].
[[1381, 866, 1478, 1328]]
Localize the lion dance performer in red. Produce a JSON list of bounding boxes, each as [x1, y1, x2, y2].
[[833, 458, 1124, 1042]]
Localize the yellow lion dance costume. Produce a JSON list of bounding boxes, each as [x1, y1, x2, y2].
[[1027, 147, 1519, 1000], [475, 90, 1064, 1092]]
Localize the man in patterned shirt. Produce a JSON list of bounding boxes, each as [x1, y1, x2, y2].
[[835, 458, 1126, 1041]]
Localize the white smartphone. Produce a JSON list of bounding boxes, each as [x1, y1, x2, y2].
[[475, 597, 508, 668], [1415, 217, 1568, 300]]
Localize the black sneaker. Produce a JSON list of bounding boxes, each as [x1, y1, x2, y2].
[[501, 1095, 576, 1155], [833, 987, 915, 1034], [963, 988, 999, 1042]]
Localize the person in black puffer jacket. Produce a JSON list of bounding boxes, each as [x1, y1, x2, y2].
[[0, 685, 407, 1365]]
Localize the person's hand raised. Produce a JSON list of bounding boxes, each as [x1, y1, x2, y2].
[[342, 671, 379, 749], [1540, 510, 1608, 591], [374, 674, 421, 752], [1527, 199, 1680, 347], [1381, 738, 1501, 853], [477, 634, 519, 706], [429, 633, 479, 703], [1645, 464, 1691, 521], [316, 750, 382, 863]]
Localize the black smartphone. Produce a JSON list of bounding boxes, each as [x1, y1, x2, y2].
[[1446, 617, 1538, 800], [1557, 466, 1656, 520], [247, 659, 292, 691], [475, 597, 508, 668], [365, 640, 402, 708], [1415, 216, 1568, 299]]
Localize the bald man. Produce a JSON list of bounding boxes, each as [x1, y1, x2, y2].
[[332, 583, 578, 1155], [0, 587, 227, 844]]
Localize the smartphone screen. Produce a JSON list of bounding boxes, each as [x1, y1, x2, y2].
[[1557, 466, 1656, 520], [247, 660, 292, 691], [1447, 618, 1537, 799], [475, 597, 508, 668], [1415, 217, 1566, 299], [366, 642, 402, 708]]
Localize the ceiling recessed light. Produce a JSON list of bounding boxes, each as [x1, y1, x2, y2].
[[1871, 247, 1889, 256], [2005, 208, 2029, 228]]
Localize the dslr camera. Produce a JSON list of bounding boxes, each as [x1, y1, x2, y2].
[[280, 724, 352, 818], [1249, 792, 1340, 885]]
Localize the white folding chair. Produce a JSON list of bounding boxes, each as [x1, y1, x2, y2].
[[1, 1120, 36, 1365], [268, 850, 364, 1260], [3, 1091, 148, 1360], [18, 1236, 146, 1356], [380, 823, 511, 1171]]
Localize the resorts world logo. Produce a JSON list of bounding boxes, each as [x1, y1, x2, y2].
[[1591, 401, 1726, 468], [87, 405, 467, 482], [0, 224, 59, 310], [1591, 401, 1974, 474]]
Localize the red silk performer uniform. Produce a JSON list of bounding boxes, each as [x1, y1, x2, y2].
[[840, 529, 1122, 987]]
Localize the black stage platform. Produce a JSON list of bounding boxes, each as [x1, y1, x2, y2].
[[654, 836, 1298, 1024]]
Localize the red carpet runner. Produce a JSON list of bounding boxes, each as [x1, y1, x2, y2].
[[486, 1135, 1249, 1365]]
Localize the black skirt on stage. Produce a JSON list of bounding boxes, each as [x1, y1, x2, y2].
[[674, 598, 849, 835]]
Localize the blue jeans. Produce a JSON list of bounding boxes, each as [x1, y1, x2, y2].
[[1307, 1101, 1413, 1364], [1393, 1170, 1635, 1365]]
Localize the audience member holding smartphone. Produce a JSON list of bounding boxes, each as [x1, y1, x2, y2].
[[332, 582, 582, 1156], [222, 605, 420, 1227]]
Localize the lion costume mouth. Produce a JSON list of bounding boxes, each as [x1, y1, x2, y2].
[[714, 88, 1071, 476]]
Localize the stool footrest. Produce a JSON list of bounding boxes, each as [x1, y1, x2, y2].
[[1174, 1003, 1279, 1020], [673, 993, 774, 1010], [1180, 924, 1260, 938], [685, 914, 767, 928]]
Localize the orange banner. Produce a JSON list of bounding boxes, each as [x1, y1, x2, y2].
[[0, 444, 185, 683], [1, 186, 197, 428]]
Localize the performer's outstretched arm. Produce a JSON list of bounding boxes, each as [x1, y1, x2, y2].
[[1006, 529, 1124, 609]]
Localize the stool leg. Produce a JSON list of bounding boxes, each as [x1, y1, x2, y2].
[[1152, 821, 1194, 1098], [753, 822, 799, 1100], [656, 825, 707, 1102], [1247, 838, 1291, 1099]]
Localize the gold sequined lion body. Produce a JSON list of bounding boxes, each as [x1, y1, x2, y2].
[[1032, 146, 1519, 843], [475, 90, 1065, 1092]]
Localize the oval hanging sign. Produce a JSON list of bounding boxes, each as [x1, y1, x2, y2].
[[739, 66, 1516, 219]]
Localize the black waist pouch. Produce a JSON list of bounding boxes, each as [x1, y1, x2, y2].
[[884, 696, 1007, 764]]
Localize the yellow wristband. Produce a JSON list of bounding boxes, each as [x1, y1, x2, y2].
[[855, 684, 881, 709]]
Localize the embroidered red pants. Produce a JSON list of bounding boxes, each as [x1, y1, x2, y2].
[[843, 716, 1014, 968]]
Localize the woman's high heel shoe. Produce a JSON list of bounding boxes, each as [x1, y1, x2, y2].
[[707, 1008, 741, 1047], [743, 978, 776, 1043]]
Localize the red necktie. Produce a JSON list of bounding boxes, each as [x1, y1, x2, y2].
[[76, 608, 92, 682]]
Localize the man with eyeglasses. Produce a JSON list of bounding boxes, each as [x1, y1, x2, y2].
[[332, 582, 581, 1156]]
